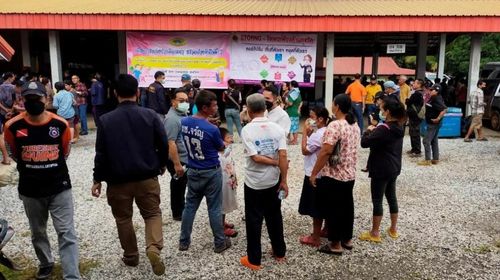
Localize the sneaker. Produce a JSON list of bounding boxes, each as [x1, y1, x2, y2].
[[0, 227, 14, 250], [224, 228, 238, 238], [214, 238, 232, 253], [406, 150, 415, 155], [417, 160, 432, 166], [35, 265, 54, 280], [431, 160, 439, 165], [146, 251, 165, 276], [240, 256, 261, 270], [178, 243, 189, 251], [121, 256, 139, 267]]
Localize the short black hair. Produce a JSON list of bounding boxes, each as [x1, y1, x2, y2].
[[263, 85, 279, 97], [260, 79, 268, 86], [477, 80, 486, 87], [290, 80, 299, 88], [170, 87, 188, 100], [115, 74, 138, 98], [54, 81, 65, 91], [154, 71, 165, 79], [192, 79, 201, 89], [195, 90, 217, 111], [1, 72, 14, 80], [354, 73, 361, 79], [219, 127, 229, 139], [63, 79, 73, 86]]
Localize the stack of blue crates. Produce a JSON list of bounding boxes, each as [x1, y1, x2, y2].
[[420, 107, 463, 138]]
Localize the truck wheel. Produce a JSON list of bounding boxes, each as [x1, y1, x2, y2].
[[491, 111, 500, 131]]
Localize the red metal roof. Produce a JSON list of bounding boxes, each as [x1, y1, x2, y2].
[[0, 36, 15, 61], [334, 57, 415, 76], [0, 14, 498, 32]]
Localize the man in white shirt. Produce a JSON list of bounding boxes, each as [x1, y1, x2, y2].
[[464, 80, 488, 142], [263, 85, 291, 137], [240, 93, 288, 270]]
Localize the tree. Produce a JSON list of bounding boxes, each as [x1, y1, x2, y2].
[[445, 33, 500, 77]]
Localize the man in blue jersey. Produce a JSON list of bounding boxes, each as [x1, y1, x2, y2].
[[179, 90, 231, 254]]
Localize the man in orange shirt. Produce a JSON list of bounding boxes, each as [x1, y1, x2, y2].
[[345, 73, 367, 132]]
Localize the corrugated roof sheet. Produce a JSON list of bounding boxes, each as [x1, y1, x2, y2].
[[0, 0, 499, 16]]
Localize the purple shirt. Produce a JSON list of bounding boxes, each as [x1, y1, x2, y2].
[[181, 116, 224, 169]]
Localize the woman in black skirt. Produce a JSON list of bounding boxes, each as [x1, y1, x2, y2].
[[298, 107, 330, 247]]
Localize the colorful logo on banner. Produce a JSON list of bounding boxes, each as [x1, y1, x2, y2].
[[127, 32, 230, 89]]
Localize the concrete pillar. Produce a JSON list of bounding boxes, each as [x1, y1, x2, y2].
[[20, 31, 31, 67], [466, 33, 482, 116], [361, 56, 365, 76], [416, 33, 428, 80], [325, 34, 335, 112], [48, 31, 62, 83], [437, 33, 446, 79], [117, 31, 127, 74], [371, 53, 379, 76]]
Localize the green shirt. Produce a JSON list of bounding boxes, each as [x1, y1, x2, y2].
[[286, 88, 302, 117]]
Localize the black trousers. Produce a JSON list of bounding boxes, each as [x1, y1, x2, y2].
[[408, 119, 422, 153], [317, 177, 355, 243], [93, 105, 108, 130], [166, 159, 187, 218], [244, 183, 286, 265], [371, 176, 399, 216]]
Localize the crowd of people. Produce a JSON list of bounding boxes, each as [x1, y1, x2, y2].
[[0, 67, 490, 279]]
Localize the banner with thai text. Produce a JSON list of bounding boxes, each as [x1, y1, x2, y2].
[[127, 32, 230, 88], [230, 33, 317, 87]]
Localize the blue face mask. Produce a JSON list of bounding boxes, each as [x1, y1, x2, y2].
[[379, 111, 386, 121]]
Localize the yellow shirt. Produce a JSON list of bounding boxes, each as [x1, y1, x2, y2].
[[399, 83, 411, 105], [365, 84, 382, 104]]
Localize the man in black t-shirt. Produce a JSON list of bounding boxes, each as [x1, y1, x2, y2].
[[418, 84, 448, 166], [4, 81, 80, 280]]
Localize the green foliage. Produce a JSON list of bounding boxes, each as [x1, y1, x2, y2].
[[446, 33, 500, 76]]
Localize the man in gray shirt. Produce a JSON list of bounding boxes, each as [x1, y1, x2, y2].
[[164, 88, 190, 221]]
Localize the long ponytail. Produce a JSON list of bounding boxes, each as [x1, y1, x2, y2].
[[333, 94, 356, 125]]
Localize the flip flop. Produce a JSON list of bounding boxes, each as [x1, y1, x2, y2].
[[387, 228, 399, 239], [299, 235, 320, 247], [341, 242, 353, 250], [318, 244, 342, 255], [359, 231, 382, 243]]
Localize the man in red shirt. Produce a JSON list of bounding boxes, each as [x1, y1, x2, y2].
[[345, 73, 367, 132], [71, 75, 89, 136]]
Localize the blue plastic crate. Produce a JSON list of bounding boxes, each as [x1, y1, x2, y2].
[[420, 107, 463, 138]]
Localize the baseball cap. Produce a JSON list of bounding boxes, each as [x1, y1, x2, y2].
[[21, 81, 47, 97], [370, 74, 377, 80], [431, 84, 442, 92], [383, 80, 397, 89], [374, 91, 386, 101], [181, 73, 191, 81]]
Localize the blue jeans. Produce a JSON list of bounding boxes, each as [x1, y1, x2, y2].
[[180, 167, 225, 248], [423, 123, 440, 160], [78, 104, 88, 134], [224, 108, 242, 137], [20, 189, 80, 280], [352, 102, 364, 132]]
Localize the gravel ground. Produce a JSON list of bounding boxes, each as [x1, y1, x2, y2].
[[1, 130, 499, 280]]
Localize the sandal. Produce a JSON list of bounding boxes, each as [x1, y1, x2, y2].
[[387, 228, 399, 239], [299, 235, 320, 247], [318, 244, 342, 255], [359, 231, 382, 243], [341, 242, 353, 250], [224, 228, 238, 238], [477, 138, 488, 141]]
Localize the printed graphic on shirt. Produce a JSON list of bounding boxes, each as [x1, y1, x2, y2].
[[255, 138, 277, 156], [22, 144, 60, 166], [182, 125, 205, 160], [49, 127, 60, 138], [16, 129, 28, 137]]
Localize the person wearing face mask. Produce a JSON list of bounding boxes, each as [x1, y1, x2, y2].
[[298, 107, 330, 247], [262, 85, 291, 137], [164, 88, 190, 221], [4, 81, 81, 280], [145, 71, 170, 120], [360, 98, 406, 243]]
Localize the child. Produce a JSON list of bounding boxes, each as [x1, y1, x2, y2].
[[219, 127, 238, 237]]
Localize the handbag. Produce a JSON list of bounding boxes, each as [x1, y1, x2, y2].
[[328, 139, 342, 166]]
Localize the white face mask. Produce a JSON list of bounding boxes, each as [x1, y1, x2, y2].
[[177, 102, 190, 113], [160, 79, 166, 85]]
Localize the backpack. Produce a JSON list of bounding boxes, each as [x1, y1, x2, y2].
[[412, 104, 426, 120]]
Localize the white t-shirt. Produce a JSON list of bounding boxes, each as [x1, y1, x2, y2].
[[242, 117, 287, 190], [267, 106, 291, 136], [304, 127, 326, 177]]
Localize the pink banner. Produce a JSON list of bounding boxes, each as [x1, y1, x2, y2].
[[127, 32, 230, 89]]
